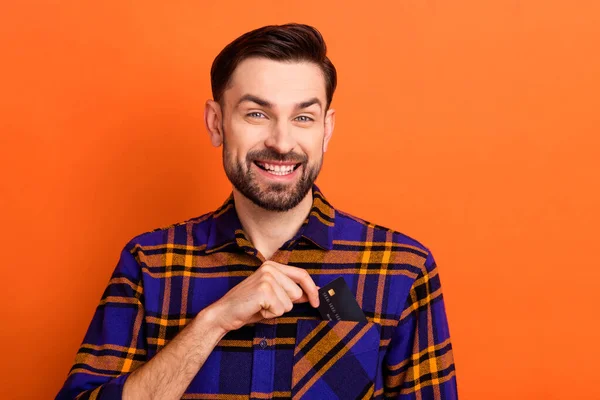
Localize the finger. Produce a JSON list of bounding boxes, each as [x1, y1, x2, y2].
[[268, 274, 294, 314], [270, 263, 319, 308], [260, 263, 303, 303], [293, 286, 321, 304], [266, 268, 305, 304], [293, 293, 309, 304], [257, 273, 292, 317]]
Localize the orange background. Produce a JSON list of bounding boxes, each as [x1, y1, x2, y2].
[[1, 1, 599, 399]]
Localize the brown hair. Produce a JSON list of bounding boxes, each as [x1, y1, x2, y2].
[[210, 23, 337, 109]]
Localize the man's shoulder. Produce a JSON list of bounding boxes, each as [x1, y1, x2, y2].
[[333, 208, 431, 257], [124, 211, 215, 250]]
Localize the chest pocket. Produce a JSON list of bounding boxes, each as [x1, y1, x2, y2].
[[291, 319, 381, 399]]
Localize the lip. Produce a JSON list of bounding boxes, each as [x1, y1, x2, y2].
[[253, 159, 301, 167]]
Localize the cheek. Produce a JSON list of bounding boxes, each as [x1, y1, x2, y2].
[[296, 133, 325, 159], [224, 129, 256, 160], [229, 120, 269, 153]]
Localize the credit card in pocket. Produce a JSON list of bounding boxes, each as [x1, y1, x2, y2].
[[317, 277, 367, 322]]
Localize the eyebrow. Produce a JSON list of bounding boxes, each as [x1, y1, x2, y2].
[[236, 94, 322, 111], [237, 94, 272, 108], [297, 97, 322, 110]]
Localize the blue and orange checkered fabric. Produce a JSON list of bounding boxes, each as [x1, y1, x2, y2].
[[56, 186, 458, 399]]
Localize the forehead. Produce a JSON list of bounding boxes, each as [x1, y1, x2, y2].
[[225, 58, 327, 107]]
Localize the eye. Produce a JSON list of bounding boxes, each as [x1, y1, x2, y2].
[[247, 112, 267, 119], [295, 115, 314, 122]]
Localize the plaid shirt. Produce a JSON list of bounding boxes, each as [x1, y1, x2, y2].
[[56, 186, 457, 399]]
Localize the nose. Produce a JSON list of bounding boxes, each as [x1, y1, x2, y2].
[[264, 120, 296, 154]]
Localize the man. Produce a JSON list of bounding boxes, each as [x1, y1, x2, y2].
[[56, 24, 457, 400]]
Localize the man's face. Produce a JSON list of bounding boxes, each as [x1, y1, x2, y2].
[[219, 58, 333, 212]]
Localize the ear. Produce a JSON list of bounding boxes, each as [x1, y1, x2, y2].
[[323, 108, 336, 152], [204, 100, 224, 147]]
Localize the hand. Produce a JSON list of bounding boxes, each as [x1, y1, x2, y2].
[[206, 261, 320, 332]]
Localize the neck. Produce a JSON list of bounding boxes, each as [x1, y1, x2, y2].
[[233, 189, 314, 260]]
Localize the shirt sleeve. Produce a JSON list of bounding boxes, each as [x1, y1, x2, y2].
[[55, 242, 146, 400], [382, 251, 458, 399]]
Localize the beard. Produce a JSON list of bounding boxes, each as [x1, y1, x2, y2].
[[223, 142, 322, 212]]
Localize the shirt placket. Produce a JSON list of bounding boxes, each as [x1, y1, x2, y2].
[[250, 322, 277, 399]]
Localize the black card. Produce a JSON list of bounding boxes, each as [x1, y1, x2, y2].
[[317, 277, 368, 322]]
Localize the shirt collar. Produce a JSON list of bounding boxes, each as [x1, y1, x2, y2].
[[204, 185, 335, 254], [298, 185, 335, 250]]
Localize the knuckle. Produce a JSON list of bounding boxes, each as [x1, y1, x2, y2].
[[280, 301, 289, 313], [291, 287, 303, 300], [261, 272, 275, 283], [258, 281, 272, 293], [260, 262, 274, 271]]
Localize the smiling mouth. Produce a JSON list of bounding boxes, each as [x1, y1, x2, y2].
[[254, 161, 302, 176]]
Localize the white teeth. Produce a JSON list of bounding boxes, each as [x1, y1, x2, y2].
[[258, 162, 295, 175], [262, 163, 293, 172]]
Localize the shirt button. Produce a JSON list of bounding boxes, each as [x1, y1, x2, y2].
[[259, 338, 267, 349]]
